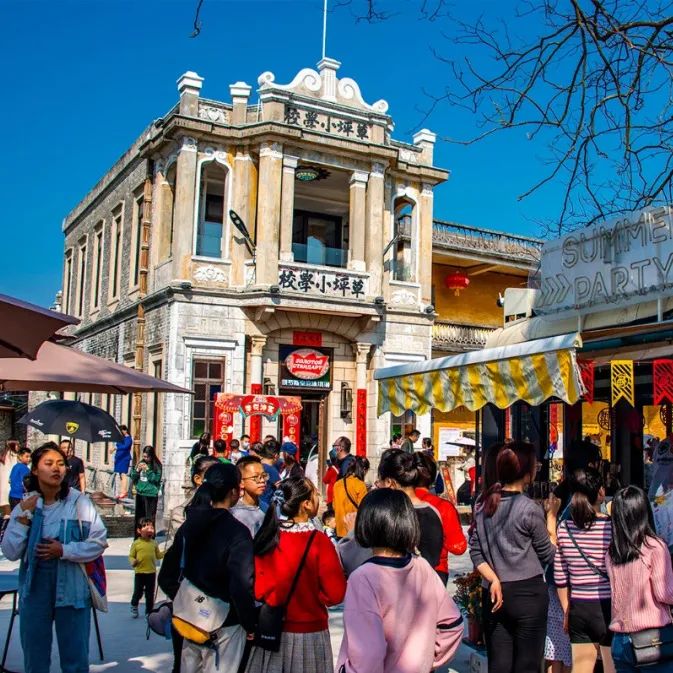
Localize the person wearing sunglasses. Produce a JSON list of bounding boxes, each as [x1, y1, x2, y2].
[[232, 455, 268, 536]]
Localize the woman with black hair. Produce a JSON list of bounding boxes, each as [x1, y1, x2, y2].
[[415, 451, 467, 583], [333, 456, 369, 538], [189, 432, 211, 461], [377, 448, 443, 568], [607, 486, 673, 672], [469, 441, 559, 673], [246, 477, 346, 673], [1, 441, 108, 673], [337, 488, 463, 673], [130, 445, 162, 532], [159, 462, 257, 673], [554, 468, 615, 673]]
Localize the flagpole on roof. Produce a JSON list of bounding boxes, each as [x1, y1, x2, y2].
[[322, 0, 328, 59]]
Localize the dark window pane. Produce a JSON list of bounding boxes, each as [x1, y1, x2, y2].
[[193, 402, 206, 418], [194, 361, 208, 379], [192, 420, 205, 438], [208, 384, 222, 399], [194, 383, 206, 401], [208, 363, 222, 379]]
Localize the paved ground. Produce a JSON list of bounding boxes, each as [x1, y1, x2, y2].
[[0, 536, 477, 672]]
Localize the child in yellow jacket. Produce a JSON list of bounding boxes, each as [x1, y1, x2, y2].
[[129, 517, 164, 617]]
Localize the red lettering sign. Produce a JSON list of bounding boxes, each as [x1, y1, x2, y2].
[[292, 331, 323, 347], [284, 348, 330, 380]]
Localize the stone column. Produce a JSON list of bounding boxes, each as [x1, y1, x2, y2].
[[279, 156, 298, 262], [365, 163, 385, 296], [249, 335, 267, 442], [171, 135, 198, 281], [348, 171, 368, 272], [230, 149, 256, 286], [256, 142, 283, 285], [418, 182, 434, 306], [353, 343, 371, 457]]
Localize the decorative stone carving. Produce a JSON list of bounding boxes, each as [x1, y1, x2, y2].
[[203, 147, 229, 165], [180, 136, 197, 153], [257, 62, 390, 114], [193, 265, 226, 283], [399, 149, 417, 164], [198, 104, 229, 124], [390, 289, 418, 305]]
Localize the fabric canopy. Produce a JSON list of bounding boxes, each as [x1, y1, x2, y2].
[[374, 333, 584, 415], [0, 341, 192, 394]]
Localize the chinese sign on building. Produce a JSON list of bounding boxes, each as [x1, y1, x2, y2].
[[284, 104, 371, 141], [278, 264, 368, 299], [279, 345, 333, 391]]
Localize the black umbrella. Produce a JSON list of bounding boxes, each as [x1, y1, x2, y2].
[[18, 399, 124, 443]]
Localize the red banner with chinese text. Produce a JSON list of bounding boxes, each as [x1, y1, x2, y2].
[[249, 383, 263, 442], [356, 389, 367, 457], [654, 359, 673, 405]]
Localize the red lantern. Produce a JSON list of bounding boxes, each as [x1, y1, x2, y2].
[[444, 270, 470, 296]]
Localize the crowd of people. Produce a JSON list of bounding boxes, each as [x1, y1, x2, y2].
[[1, 431, 673, 673], [470, 439, 673, 673]]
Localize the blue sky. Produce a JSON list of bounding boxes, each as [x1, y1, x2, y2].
[[1, 0, 559, 307]]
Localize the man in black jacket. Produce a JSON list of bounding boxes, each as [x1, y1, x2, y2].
[[333, 436, 355, 479], [159, 467, 256, 673]]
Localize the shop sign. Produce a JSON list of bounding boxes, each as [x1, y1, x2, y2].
[[280, 345, 332, 390], [278, 263, 368, 299], [240, 394, 280, 419], [535, 206, 673, 317]]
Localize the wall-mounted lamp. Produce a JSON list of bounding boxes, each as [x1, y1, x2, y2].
[[374, 296, 385, 305], [424, 304, 435, 315], [269, 285, 281, 295], [263, 377, 276, 396], [341, 382, 353, 418]]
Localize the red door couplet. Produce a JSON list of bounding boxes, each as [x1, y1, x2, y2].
[[249, 383, 263, 442], [356, 389, 367, 457]]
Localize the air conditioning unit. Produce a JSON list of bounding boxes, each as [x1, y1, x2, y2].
[[503, 288, 539, 325]]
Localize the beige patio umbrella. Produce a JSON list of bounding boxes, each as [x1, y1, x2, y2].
[[0, 293, 78, 359], [0, 341, 191, 394]]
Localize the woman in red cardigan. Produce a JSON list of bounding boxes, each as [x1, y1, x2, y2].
[[246, 477, 346, 673]]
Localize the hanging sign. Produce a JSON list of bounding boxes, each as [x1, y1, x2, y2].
[[579, 360, 595, 404], [535, 206, 673, 318], [240, 394, 281, 419], [279, 345, 333, 390], [654, 360, 673, 405], [611, 360, 635, 406]]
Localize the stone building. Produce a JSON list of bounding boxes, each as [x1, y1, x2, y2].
[[59, 59, 449, 512]]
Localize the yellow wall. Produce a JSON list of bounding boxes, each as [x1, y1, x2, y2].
[[433, 265, 526, 327]]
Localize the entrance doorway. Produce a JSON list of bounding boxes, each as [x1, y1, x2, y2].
[[283, 391, 329, 493]]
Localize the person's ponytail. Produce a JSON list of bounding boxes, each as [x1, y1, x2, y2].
[[568, 468, 602, 530], [482, 482, 504, 517]]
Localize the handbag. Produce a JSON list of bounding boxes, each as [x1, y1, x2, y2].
[[254, 530, 318, 652], [172, 541, 230, 645], [76, 498, 108, 612], [629, 623, 673, 666]]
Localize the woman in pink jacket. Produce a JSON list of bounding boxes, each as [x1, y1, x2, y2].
[[337, 488, 463, 673]]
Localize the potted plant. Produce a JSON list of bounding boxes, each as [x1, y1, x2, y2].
[[453, 569, 483, 645]]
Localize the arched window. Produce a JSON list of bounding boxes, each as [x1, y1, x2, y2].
[[196, 162, 227, 258], [393, 197, 416, 281]]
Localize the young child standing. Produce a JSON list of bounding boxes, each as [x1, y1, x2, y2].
[[129, 517, 164, 617], [8, 448, 31, 509]]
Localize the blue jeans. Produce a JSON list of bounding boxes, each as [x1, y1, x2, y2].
[[612, 632, 672, 673], [20, 558, 91, 673]]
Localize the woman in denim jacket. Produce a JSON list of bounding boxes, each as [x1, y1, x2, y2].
[[1, 441, 108, 673]]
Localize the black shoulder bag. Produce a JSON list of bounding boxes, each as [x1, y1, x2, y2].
[[343, 477, 360, 510], [563, 521, 609, 579], [254, 530, 318, 652]]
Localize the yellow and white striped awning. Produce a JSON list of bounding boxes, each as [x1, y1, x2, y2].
[[375, 333, 584, 416]]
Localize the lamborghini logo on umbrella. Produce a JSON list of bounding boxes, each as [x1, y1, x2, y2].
[[65, 422, 80, 434]]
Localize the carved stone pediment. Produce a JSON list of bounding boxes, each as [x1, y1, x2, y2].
[[258, 58, 389, 115]]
